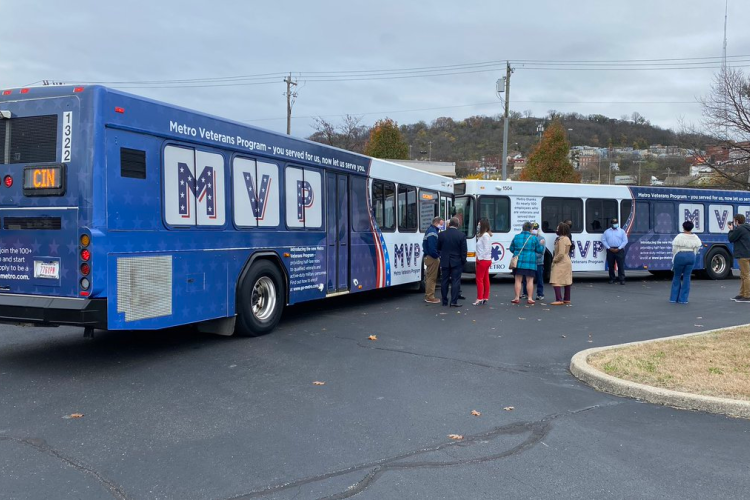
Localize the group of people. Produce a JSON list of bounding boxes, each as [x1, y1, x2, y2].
[[422, 213, 750, 308]]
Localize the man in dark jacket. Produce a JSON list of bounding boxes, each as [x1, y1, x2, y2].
[[728, 214, 750, 302], [437, 217, 467, 307], [422, 216, 444, 304]]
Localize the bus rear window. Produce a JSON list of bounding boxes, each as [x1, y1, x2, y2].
[[1, 115, 58, 165]]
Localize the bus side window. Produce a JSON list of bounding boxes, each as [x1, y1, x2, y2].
[[586, 198, 617, 233], [653, 202, 676, 234], [626, 200, 650, 232], [542, 197, 583, 233], [372, 179, 395, 231]]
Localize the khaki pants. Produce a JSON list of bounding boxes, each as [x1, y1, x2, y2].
[[424, 256, 440, 300], [739, 258, 750, 298]]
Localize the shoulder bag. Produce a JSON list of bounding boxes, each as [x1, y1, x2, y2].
[[509, 235, 532, 270]]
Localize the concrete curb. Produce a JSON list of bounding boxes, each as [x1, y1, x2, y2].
[[570, 326, 750, 419]]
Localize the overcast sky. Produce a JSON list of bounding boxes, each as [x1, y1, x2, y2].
[[2, 0, 748, 139]]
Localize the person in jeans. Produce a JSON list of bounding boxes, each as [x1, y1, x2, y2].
[[474, 218, 492, 305], [728, 214, 750, 302], [509, 222, 545, 305], [422, 216, 444, 304], [670, 220, 702, 304], [601, 218, 628, 285], [521, 222, 545, 300]]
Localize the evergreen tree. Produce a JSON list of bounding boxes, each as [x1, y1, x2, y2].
[[364, 118, 409, 159], [520, 120, 581, 183]]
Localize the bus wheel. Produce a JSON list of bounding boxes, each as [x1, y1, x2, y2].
[[705, 247, 732, 280], [236, 261, 285, 336]]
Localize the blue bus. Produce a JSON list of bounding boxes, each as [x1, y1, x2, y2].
[[0, 85, 453, 336]]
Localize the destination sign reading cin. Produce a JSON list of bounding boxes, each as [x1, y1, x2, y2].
[[23, 164, 66, 196]]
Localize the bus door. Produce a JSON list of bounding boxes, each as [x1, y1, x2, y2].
[[326, 173, 349, 293]]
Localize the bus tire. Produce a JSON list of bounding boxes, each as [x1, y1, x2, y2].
[[236, 260, 285, 337], [704, 247, 732, 280]]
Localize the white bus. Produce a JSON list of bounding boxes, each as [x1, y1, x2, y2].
[[453, 179, 743, 281]]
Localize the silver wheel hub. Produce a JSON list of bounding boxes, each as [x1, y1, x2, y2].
[[711, 254, 726, 275], [251, 276, 276, 322]]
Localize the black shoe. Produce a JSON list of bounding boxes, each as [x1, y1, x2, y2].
[[450, 303, 462, 307], [457, 295, 466, 300], [735, 297, 750, 303], [732, 295, 744, 301], [608, 280, 614, 284], [619, 281, 625, 285], [442, 302, 448, 306]]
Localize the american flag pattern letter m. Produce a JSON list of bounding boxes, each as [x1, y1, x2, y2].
[[164, 145, 226, 226]]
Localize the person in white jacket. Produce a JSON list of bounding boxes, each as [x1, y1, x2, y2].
[[474, 218, 492, 305], [670, 220, 702, 304]]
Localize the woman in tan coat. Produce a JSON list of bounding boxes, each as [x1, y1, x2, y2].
[[550, 222, 573, 305]]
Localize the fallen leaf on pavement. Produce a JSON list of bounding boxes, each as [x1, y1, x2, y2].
[[368, 335, 377, 341], [313, 381, 325, 386], [471, 410, 481, 416], [503, 406, 514, 411], [63, 413, 84, 419], [448, 434, 464, 440]]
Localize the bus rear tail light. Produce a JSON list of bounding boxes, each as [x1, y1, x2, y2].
[[115, 107, 125, 114], [80, 263, 90, 276], [74, 87, 84, 93], [1, 90, 11, 96], [20, 88, 29, 94], [3, 176, 12, 188], [80, 249, 91, 261], [80, 278, 90, 290], [80, 234, 90, 247]]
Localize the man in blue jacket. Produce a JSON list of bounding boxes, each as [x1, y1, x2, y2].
[[437, 217, 468, 307], [422, 216, 444, 304]]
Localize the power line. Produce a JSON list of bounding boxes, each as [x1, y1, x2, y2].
[[70, 54, 750, 90]]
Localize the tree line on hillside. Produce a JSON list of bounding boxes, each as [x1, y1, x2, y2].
[[308, 66, 750, 189], [308, 110, 688, 162]]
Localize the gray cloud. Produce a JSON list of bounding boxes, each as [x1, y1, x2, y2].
[[3, 0, 748, 138]]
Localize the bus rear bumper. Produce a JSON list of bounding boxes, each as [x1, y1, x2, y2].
[[0, 294, 107, 328]]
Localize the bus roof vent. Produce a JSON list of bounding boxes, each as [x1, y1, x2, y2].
[[120, 148, 146, 179]]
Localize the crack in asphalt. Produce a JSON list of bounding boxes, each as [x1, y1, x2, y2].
[[228, 402, 622, 500], [228, 419, 549, 500], [333, 336, 530, 374], [0, 436, 129, 499]]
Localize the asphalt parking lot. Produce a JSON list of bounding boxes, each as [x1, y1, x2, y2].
[[1, 272, 749, 499]]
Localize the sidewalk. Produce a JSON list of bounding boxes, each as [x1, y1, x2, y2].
[[570, 327, 750, 419]]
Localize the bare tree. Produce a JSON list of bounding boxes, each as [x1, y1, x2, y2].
[[309, 115, 369, 153], [681, 68, 750, 189]]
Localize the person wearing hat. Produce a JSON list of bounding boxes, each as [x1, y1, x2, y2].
[[601, 218, 628, 284]]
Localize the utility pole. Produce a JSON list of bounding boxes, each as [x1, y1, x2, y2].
[[428, 141, 432, 162], [284, 73, 298, 135], [501, 62, 513, 180]]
